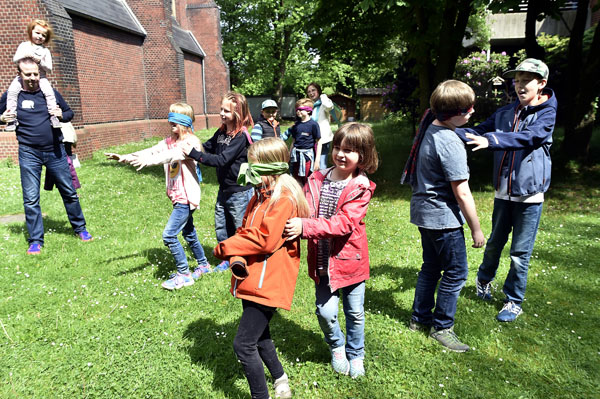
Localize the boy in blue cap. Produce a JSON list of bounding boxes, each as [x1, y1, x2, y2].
[[455, 58, 557, 322], [251, 99, 280, 141]]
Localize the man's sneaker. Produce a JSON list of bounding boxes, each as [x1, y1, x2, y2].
[[5, 121, 17, 132], [429, 327, 469, 352], [476, 278, 493, 301], [349, 358, 365, 379], [330, 345, 350, 375], [212, 260, 230, 272], [161, 273, 194, 290], [50, 115, 62, 128], [497, 301, 522, 322], [78, 231, 93, 241], [408, 319, 431, 332], [27, 243, 42, 255], [273, 373, 292, 399], [192, 264, 211, 279]]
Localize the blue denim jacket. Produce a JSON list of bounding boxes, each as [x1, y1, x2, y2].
[[455, 89, 557, 196]]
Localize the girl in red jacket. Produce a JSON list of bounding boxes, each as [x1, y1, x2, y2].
[[214, 138, 309, 399], [284, 122, 378, 379]]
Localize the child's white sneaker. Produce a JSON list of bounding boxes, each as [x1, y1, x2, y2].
[[349, 358, 365, 378], [274, 372, 292, 398], [50, 115, 62, 128], [330, 345, 350, 375]]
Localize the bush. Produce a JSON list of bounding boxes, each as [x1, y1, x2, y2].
[[453, 50, 512, 122]]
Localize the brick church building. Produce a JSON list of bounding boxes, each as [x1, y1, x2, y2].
[[0, 0, 229, 162]]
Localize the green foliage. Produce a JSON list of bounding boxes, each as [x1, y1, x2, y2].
[[454, 50, 512, 121], [1, 125, 599, 398]]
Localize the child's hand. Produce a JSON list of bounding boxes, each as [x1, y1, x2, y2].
[[471, 229, 486, 248], [49, 107, 63, 120], [0, 110, 16, 124], [284, 218, 303, 241], [129, 157, 148, 171], [465, 133, 489, 151], [105, 152, 124, 162]]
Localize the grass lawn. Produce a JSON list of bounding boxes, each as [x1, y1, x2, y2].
[[1, 120, 598, 398]]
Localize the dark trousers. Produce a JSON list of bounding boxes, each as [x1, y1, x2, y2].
[[233, 299, 284, 399]]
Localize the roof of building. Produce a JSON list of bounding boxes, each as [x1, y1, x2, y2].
[[59, 0, 146, 36], [172, 25, 205, 58]]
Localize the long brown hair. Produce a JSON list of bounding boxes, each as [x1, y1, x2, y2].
[[222, 91, 254, 135]]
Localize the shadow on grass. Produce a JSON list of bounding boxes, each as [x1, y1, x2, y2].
[[6, 215, 77, 242], [184, 312, 325, 398], [367, 263, 419, 323]]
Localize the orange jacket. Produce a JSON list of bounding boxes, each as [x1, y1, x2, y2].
[[214, 188, 301, 310]]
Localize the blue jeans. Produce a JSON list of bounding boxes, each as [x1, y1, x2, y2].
[[163, 203, 208, 274], [478, 199, 543, 304], [315, 275, 365, 360], [214, 188, 253, 243], [18, 144, 86, 246], [412, 227, 468, 330], [319, 141, 330, 169]]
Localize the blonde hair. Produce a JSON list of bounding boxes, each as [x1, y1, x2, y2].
[[169, 102, 201, 149], [247, 138, 309, 218], [222, 92, 254, 135], [27, 19, 54, 44], [430, 80, 475, 115], [296, 98, 314, 109], [332, 122, 379, 174]]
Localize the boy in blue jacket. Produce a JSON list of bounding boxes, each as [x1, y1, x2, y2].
[[455, 58, 557, 322]]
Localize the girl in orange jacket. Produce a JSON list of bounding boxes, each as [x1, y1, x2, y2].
[[214, 138, 309, 399]]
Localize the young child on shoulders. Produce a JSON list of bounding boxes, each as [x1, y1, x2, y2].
[[284, 122, 378, 379], [251, 99, 280, 141], [6, 19, 61, 131], [181, 92, 255, 273], [280, 98, 321, 186], [105, 103, 210, 290], [213, 137, 309, 399], [401, 80, 485, 352], [455, 59, 557, 322]]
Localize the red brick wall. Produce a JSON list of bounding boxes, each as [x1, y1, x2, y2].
[[184, 53, 205, 121], [185, 1, 230, 115], [127, 0, 184, 118], [72, 16, 147, 124]]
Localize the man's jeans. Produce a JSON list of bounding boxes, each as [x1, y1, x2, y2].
[[162, 203, 208, 274], [315, 275, 366, 360], [412, 227, 468, 330], [214, 188, 253, 243], [19, 144, 86, 246], [478, 198, 543, 304]]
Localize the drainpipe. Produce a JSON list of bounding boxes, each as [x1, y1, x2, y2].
[[202, 58, 208, 130]]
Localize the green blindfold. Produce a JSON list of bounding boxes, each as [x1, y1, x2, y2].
[[237, 162, 289, 186]]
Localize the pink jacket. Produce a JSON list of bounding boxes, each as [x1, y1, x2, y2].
[[301, 168, 376, 292]]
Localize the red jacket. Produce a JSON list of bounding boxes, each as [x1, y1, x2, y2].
[[302, 168, 376, 292], [214, 188, 301, 310]]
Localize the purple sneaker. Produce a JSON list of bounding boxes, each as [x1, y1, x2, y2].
[[212, 260, 230, 272], [192, 264, 211, 280], [78, 231, 93, 241], [27, 243, 42, 255]]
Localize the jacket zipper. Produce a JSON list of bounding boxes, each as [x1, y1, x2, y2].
[[258, 254, 271, 289]]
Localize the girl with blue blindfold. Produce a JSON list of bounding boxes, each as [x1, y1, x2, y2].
[[106, 103, 211, 290]]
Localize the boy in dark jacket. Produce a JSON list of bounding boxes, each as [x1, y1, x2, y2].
[[250, 99, 280, 141], [455, 58, 557, 322]]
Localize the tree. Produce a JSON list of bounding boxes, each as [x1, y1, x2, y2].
[[560, 0, 600, 160], [216, 0, 316, 103], [309, 0, 488, 113]]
